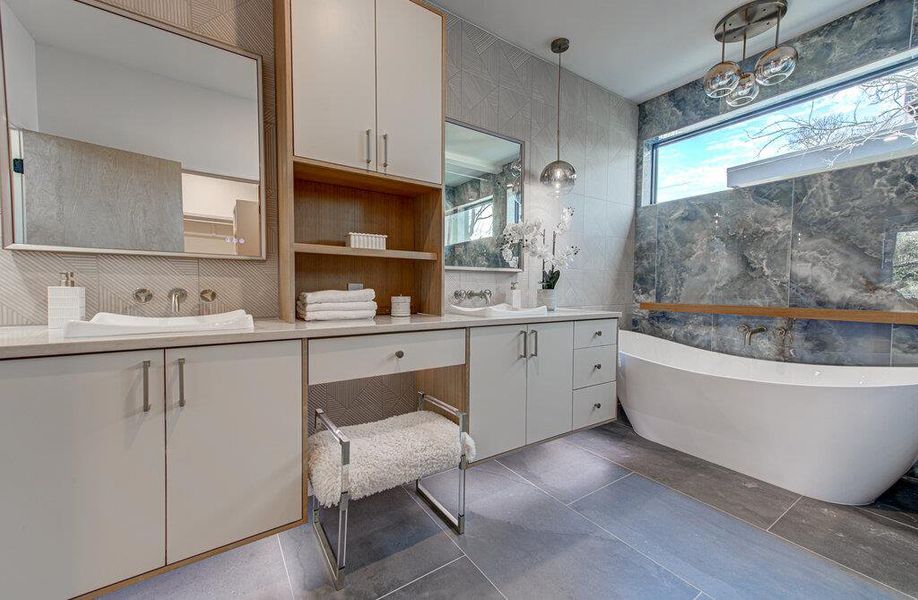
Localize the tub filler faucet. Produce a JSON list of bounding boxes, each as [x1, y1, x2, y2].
[[737, 323, 767, 346]]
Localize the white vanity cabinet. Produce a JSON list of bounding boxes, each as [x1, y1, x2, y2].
[[0, 350, 166, 600], [165, 341, 302, 562], [526, 322, 574, 444], [291, 0, 443, 184]]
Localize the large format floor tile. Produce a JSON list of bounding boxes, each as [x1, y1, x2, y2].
[[864, 478, 918, 530], [383, 557, 502, 600], [569, 423, 800, 528], [770, 496, 918, 598], [279, 488, 462, 599], [104, 535, 292, 600], [571, 474, 906, 599], [497, 437, 631, 503], [420, 462, 699, 599]]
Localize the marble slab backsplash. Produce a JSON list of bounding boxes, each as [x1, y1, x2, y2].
[[633, 0, 918, 371]]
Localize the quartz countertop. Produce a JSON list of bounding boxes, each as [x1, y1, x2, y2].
[[0, 309, 621, 360]]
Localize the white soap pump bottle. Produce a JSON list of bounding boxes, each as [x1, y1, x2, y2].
[[48, 271, 86, 329], [509, 281, 522, 309]]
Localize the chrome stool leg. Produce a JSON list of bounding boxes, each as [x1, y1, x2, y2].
[[416, 392, 468, 534]]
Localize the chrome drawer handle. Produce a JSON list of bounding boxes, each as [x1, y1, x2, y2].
[[594, 363, 602, 370], [593, 403, 602, 409], [530, 330, 539, 357], [595, 330, 603, 337], [365, 129, 372, 167], [395, 350, 405, 359], [519, 330, 528, 359], [382, 133, 389, 169], [142, 360, 151, 413], [178, 358, 186, 407]]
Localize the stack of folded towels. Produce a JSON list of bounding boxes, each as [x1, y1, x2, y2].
[[297, 289, 378, 321]]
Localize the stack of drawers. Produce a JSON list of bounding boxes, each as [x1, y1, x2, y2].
[[572, 319, 618, 429]]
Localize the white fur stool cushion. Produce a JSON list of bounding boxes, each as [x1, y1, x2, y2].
[[308, 410, 476, 508]]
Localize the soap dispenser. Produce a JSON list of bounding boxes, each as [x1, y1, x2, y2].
[[48, 271, 85, 329], [509, 281, 522, 309]]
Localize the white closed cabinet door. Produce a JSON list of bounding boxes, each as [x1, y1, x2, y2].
[[376, 0, 443, 184], [292, 0, 377, 170], [469, 325, 527, 460], [526, 322, 574, 444], [165, 341, 303, 562], [0, 350, 166, 599]]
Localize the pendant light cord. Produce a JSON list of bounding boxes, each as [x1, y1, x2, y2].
[[556, 52, 562, 161]]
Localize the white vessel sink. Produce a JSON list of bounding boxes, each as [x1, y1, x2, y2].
[[449, 303, 549, 318], [63, 310, 255, 338]]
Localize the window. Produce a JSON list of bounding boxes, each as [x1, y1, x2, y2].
[[894, 230, 918, 300], [445, 195, 494, 246], [652, 59, 918, 204]]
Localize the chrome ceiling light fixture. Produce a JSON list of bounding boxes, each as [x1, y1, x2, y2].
[[540, 37, 576, 197], [704, 1, 797, 106]]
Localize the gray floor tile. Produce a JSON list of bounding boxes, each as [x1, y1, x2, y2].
[[421, 462, 699, 599], [104, 535, 291, 600], [569, 423, 800, 528], [571, 474, 905, 599], [383, 557, 502, 600], [863, 478, 918, 530], [770, 496, 918, 597], [497, 438, 631, 504], [279, 488, 462, 599]]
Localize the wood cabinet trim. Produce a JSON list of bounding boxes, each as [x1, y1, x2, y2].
[[639, 302, 918, 325]]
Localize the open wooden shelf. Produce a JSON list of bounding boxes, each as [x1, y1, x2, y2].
[[639, 303, 918, 325], [293, 243, 437, 261], [293, 157, 441, 196]]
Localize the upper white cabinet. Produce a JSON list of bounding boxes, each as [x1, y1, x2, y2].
[[291, 0, 443, 185], [0, 350, 166, 600], [165, 341, 303, 562]]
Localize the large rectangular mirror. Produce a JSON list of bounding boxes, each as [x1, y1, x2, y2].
[[0, 0, 264, 258], [445, 120, 523, 271]]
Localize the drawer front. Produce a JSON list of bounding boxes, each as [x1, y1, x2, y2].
[[309, 329, 465, 384], [573, 345, 616, 389], [573, 382, 617, 429], [574, 319, 618, 349]]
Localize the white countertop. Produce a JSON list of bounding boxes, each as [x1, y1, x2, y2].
[[0, 309, 621, 360]]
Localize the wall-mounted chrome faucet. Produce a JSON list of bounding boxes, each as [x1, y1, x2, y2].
[[169, 288, 188, 313], [453, 289, 492, 303], [737, 323, 767, 346]]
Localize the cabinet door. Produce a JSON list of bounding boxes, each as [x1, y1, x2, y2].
[[376, 0, 443, 184], [526, 322, 574, 444], [292, 0, 377, 170], [0, 350, 166, 599], [469, 325, 527, 460], [165, 341, 302, 562]]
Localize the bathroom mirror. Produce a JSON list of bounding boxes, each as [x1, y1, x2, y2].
[[444, 120, 523, 271], [0, 0, 265, 258]]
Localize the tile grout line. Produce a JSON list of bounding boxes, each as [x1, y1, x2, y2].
[[275, 535, 295, 600], [692, 591, 704, 600], [854, 504, 918, 534], [567, 433, 918, 600], [565, 471, 634, 506], [375, 556, 465, 600], [766, 495, 802, 532], [397, 484, 508, 600]]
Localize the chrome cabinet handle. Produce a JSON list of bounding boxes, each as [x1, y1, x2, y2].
[[142, 360, 151, 413], [530, 330, 539, 357], [594, 363, 602, 370], [395, 350, 405, 359], [593, 403, 602, 409], [595, 330, 603, 337], [178, 358, 186, 407], [519, 330, 528, 359], [382, 133, 389, 170], [365, 129, 372, 168]]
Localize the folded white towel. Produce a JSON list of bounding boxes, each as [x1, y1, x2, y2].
[[299, 289, 375, 304], [296, 301, 378, 313], [300, 309, 377, 321]]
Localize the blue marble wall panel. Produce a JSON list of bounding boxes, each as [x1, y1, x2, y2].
[[784, 319, 893, 366], [892, 324, 918, 365], [633, 204, 657, 303], [631, 309, 713, 350]]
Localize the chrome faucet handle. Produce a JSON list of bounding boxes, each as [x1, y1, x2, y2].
[[200, 289, 217, 303], [133, 288, 153, 304], [169, 288, 188, 313]]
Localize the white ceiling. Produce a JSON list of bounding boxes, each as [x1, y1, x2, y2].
[[435, 0, 880, 103]]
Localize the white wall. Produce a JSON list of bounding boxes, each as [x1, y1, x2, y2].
[[0, 0, 39, 131], [33, 44, 259, 180]]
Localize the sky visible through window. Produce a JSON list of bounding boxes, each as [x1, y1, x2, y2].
[[654, 63, 918, 203]]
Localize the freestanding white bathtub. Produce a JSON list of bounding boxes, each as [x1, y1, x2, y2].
[[617, 330, 918, 505]]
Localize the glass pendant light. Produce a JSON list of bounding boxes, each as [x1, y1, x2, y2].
[[726, 32, 759, 107], [540, 38, 576, 197], [704, 23, 741, 98], [755, 9, 797, 86]]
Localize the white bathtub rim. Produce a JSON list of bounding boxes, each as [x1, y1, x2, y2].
[[619, 330, 918, 388]]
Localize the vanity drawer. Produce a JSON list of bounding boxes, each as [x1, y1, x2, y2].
[[308, 329, 466, 384], [573, 382, 617, 429], [573, 345, 616, 389], [574, 319, 617, 349]]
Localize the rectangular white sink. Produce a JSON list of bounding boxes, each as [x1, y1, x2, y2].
[[63, 310, 255, 338], [449, 303, 548, 318]]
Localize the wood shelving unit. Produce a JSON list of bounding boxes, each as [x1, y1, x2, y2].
[[293, 243, 437, 261], [639, 302, 918, 325]]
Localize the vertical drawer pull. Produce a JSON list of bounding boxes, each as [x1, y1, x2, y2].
[[178, 358, 186, 407], [530, 330, 539, 357], [365, 129, 372, 167], [519, 330, 528, 359], [382, 133, 389, 169], [142, 360, 151, 413]]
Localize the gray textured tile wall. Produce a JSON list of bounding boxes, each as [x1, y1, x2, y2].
[[0, 0, 279, 325], [437, 7, 639, 316], [633, 0, 918, 370]]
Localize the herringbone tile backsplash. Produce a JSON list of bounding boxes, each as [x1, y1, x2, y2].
[[0, 0, 279, 325]]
